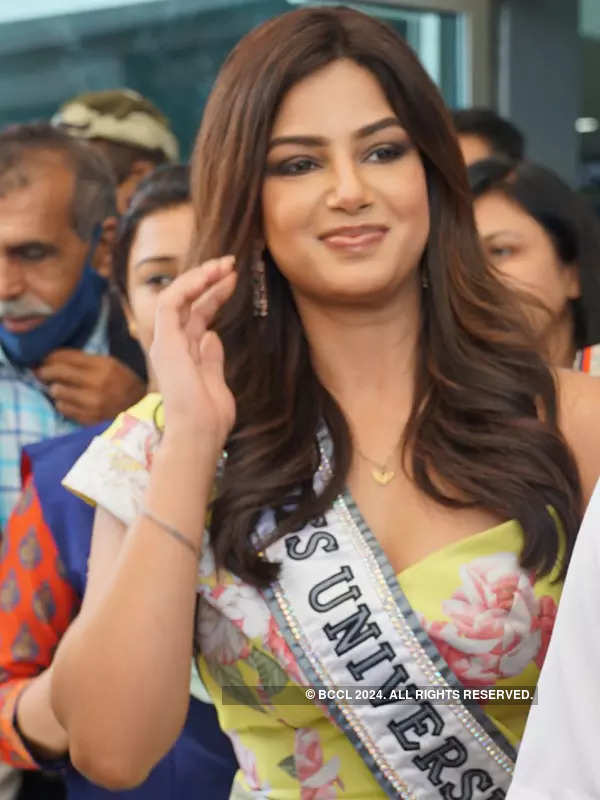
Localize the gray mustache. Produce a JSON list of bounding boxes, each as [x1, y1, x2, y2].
[[0, 296, 54, 319]]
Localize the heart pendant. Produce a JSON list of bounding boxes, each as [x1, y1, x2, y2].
[[371, 468, 395, 486]]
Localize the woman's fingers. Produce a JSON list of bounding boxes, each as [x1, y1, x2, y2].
[[149, 257, 237, 441], [199, 329, 225, 369], [186, 271, 238, 339], [200, 331, 236, 433], [155, 255, 235, 325], [152, 256, 236, 357]]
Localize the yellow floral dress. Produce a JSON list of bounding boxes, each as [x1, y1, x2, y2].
[[63, 395, 563, 799]]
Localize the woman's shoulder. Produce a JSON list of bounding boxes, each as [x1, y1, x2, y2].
[[554, 367, 600, 505]]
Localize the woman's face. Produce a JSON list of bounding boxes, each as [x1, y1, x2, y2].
[[474, 191, 580, 337], [126, 202, 194, 357], [261, 58, 430, 310]]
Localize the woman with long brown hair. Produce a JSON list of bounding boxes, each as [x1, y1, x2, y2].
[[49, 7, 600, 798]]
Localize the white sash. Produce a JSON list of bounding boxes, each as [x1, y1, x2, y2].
[[261, 430, 515, 799]]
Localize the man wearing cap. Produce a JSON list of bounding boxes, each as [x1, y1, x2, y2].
[[53, 89, 179, 215], [0, 122, 147, 536]]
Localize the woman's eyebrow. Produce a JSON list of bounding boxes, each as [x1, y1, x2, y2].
[[134, 255, 178, 270], [268, 117, 404, 151], [482, 230, 522, 241]]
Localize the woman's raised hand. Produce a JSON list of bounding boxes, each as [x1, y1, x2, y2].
[[149, 256, 238, 456]]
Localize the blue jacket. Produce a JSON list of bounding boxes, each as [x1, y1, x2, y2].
[[22, 424, 237, 799]]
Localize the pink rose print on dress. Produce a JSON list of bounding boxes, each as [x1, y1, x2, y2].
[[264, 616, 307, 687], [111, 413, 138, 442], [535, 594, 557, 670], [209, 583, 270, 641], [422, 553, 557, 686], [229, 732, 271, 797], [295, 728, 344, 799], [110, 414, 158, 469], [198, 584, 271, 664], [143, 432, 155, 470]]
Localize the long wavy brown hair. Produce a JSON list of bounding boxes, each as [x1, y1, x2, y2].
[[189, 6, 581, 587]]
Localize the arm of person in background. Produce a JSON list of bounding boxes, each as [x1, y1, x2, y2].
[[50, 258, 237, 790], [35, 350, 146, 426], [0, 475, 78, 768], [556, 368, 600, 506]]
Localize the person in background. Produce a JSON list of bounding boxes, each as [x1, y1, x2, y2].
[[469, 156, 600, 374], [452, 107, 525, 166], [505, 466, 600, 799], [0, 122, 146, 530], [0, 165, 237, 800], [52, 89, 179, 217]]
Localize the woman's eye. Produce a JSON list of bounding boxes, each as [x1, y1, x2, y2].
[[365, 144, 406, 163], [145, 275, 173, 289], [489, 246, 514, 260], [270, 157, 318, 176]]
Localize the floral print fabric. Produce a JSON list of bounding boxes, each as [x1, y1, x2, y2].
[[63, 394, 564, 798], [422, 552, 557, 687]]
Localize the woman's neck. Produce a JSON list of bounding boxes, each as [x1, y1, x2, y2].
[[295, 284, 421, 453]]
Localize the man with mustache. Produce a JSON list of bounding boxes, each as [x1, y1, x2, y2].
[[0, 122, 147, 535]]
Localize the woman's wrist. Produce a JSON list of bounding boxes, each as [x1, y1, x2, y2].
[[144, 435, 217, 542], [159, 426, 224, 467]]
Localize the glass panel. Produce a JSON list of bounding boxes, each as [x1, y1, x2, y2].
[[0, 0, 466, 158]]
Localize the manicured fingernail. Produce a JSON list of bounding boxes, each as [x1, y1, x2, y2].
[[222, 255, 236, 268]]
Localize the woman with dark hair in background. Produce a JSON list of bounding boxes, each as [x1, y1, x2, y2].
[[48, 7, 600, 798], [469, 157, 600, 374], [0, 165, 236, 800]]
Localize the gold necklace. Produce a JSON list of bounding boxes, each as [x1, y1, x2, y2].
[[354, 445, 397, 486]]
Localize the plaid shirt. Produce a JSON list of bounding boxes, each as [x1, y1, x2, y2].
[[0, 297, 109, 530]]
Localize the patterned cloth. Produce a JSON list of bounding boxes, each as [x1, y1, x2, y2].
[[0, 425, 237, 798], [0, 478, 77, 770], [62, 394, 565, 798], [0, 298, 109, 530]]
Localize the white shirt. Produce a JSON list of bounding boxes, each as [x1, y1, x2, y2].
[[507, 480, 600, 799]]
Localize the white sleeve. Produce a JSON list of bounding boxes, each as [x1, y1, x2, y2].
[[61, 403, 161, 526], [507, 480, 600, 800]]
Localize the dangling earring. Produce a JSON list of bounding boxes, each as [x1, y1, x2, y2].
[[252, 250, 268, 318], [421, 266, 429, 289]]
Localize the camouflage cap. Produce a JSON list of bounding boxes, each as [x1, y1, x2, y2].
[[52, 88, 179, 162]]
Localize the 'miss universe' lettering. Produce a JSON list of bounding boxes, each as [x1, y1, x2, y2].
[[284, 528, 505, 800]]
